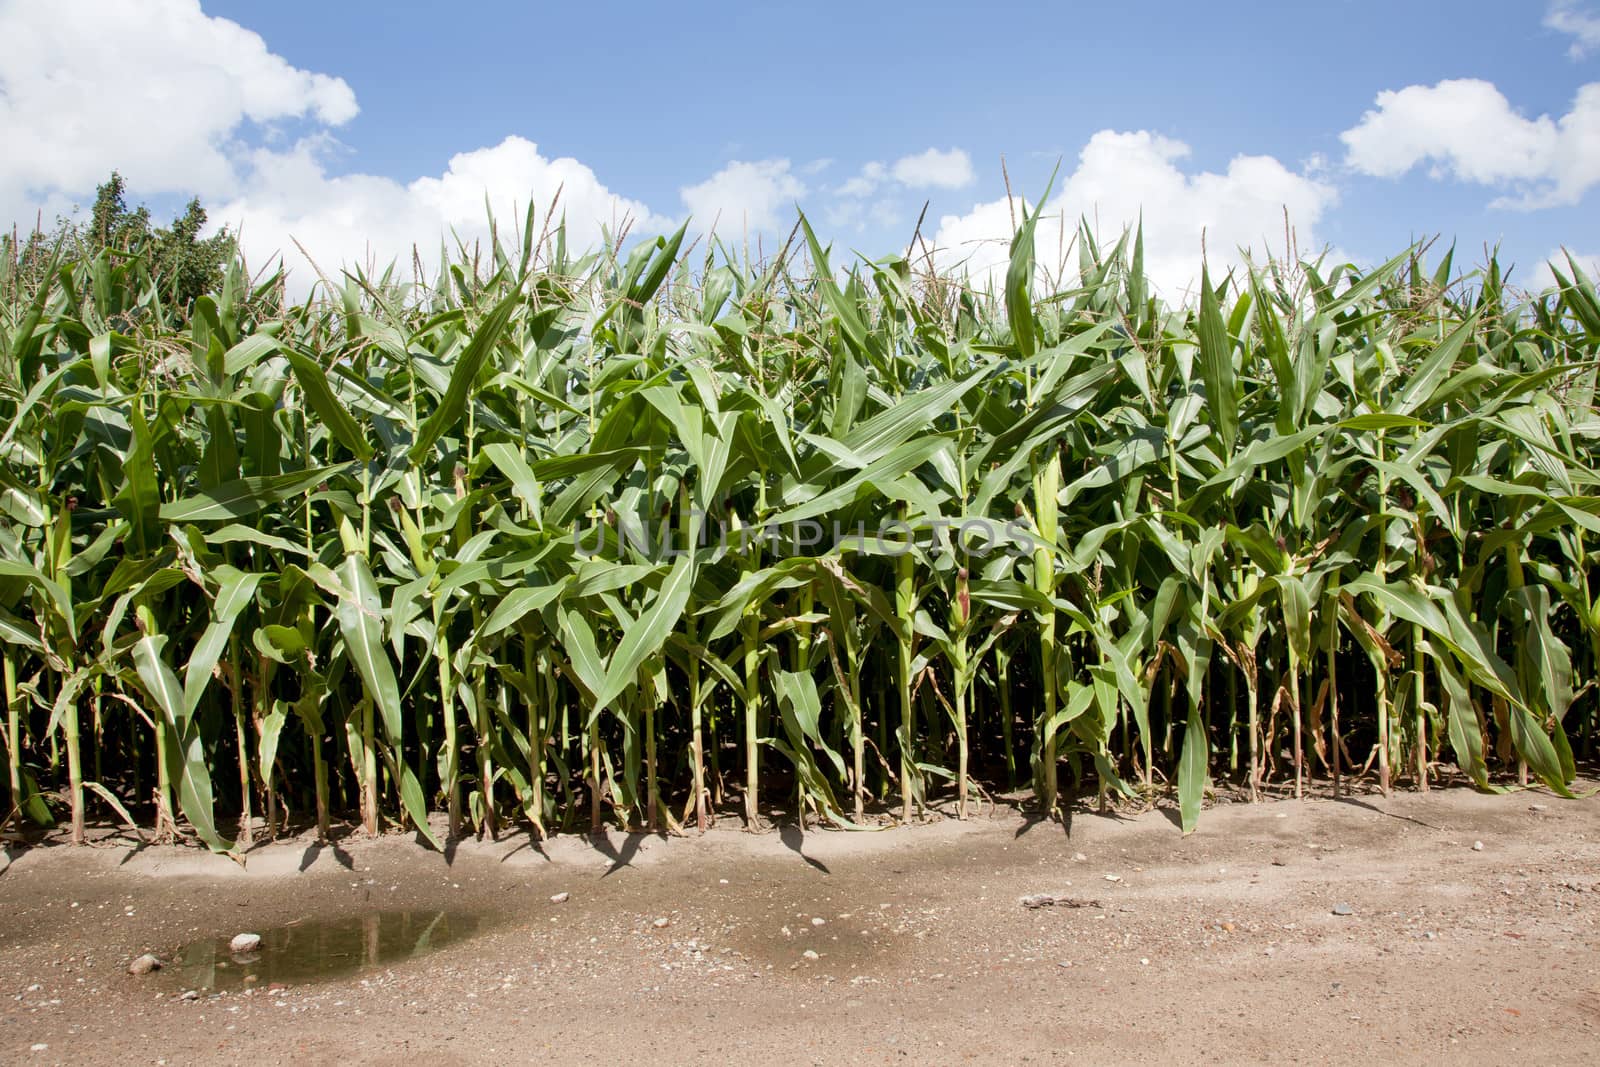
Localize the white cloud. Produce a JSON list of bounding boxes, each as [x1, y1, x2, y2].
[[1547, 1, 1600, 58], [890, 147, 975, 189], [928, 130, 1335, 299], [822, 196, 906, 238], [0, 0, 356, 221], [836, 162, 888, 200], [0, 0, 661, 294], [835, 148, 976, 199], [1340, 78, 1600, 209], [824, 148, 977, 234], [216, 136, 660, 290], [680, 159, 805, 234]]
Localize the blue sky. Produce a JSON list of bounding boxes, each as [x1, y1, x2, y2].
[[2, 0, 1597, 295]]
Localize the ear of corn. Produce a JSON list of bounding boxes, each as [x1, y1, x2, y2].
[[0, 214, 1596, 852]]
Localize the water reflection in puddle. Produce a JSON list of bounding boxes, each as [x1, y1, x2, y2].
[[170, 910, 482, 991]]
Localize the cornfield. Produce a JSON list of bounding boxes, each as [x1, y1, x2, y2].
[[2, 200, 1597, 854]]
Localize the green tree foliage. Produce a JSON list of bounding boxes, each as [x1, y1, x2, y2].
[[3, 170, 232, 314]]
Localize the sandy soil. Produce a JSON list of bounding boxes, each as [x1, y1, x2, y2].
[[2, 785, 1597, 1065]]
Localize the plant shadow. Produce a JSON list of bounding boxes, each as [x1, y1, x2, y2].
[[296, 839, 356, 873], [778, 822, 830, 874]]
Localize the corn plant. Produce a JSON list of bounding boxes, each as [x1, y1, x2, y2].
[[1, 201, 1596, 855]]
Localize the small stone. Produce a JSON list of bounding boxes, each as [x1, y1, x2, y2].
[[652, 917, 671, 929], [31, 1044, 47, 1052], [1104, 874, 1122, 883], [1529, 803, 1549, 812], [810, 917, 825, 927], [230, 933, 262, 954], [549, 892, 570, 904], [1221, 922, 1236, 933], [180, 990, 199, 1001], [802, 949, 819, 960], [1139, 958, 1149, 966], [1072, 852, 1087, 862], [128, 953, 161, 976], [1471, 841, 1484, 852], [1331, 903, 1354, 916]]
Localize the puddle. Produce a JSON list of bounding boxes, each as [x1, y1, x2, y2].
[[167, 910, 483, 992]]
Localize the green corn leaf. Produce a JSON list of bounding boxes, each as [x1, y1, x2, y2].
[[409, 288, 523, 463], [592, 552, 697, 713], [161, 466, 344, 524], [1178, 708, 1208, 833], [1196, 263, 1238, 454], [334, 552, 404, 744]]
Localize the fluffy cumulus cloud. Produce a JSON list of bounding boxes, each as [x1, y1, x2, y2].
[[0, 0, 658, 292], [217, 137, 661, 286], [823, 148, 975, 234], [836, 162, 889, 200], [679, 159, 806, 234], [1339, 78, 1600, 209], [928, 131, 1335, 299], [890, 148, 976, 189], [1547, 1, 1600, 58], [0, 0, 356, 221]]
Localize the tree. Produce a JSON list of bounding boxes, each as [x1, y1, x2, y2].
[[88, 171, 151, 250], [153, 196, 231, 309], [4, 171, 232, 312]]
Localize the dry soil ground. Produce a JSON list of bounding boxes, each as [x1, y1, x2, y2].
[[2, 786, 1598, 1065]]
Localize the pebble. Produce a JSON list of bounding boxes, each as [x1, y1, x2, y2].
[[1332, 903, 1354, 916], [652, 917, 671, 929], [128, 953, 162, 976], [802, 949, 819, 960], [1529, 804, 1549, 812], [1104, 874, 1122, 883], [1072, 853, 1087, 862], [549, 892, 570, 904], [811, 917, 826, 927], [31, 1044, 47, 1052], [1472, 841, 1484, 851], [230, 933, 262, 954]]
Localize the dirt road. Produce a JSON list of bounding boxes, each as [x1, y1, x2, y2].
[[2, 787, 1597, 1064]]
